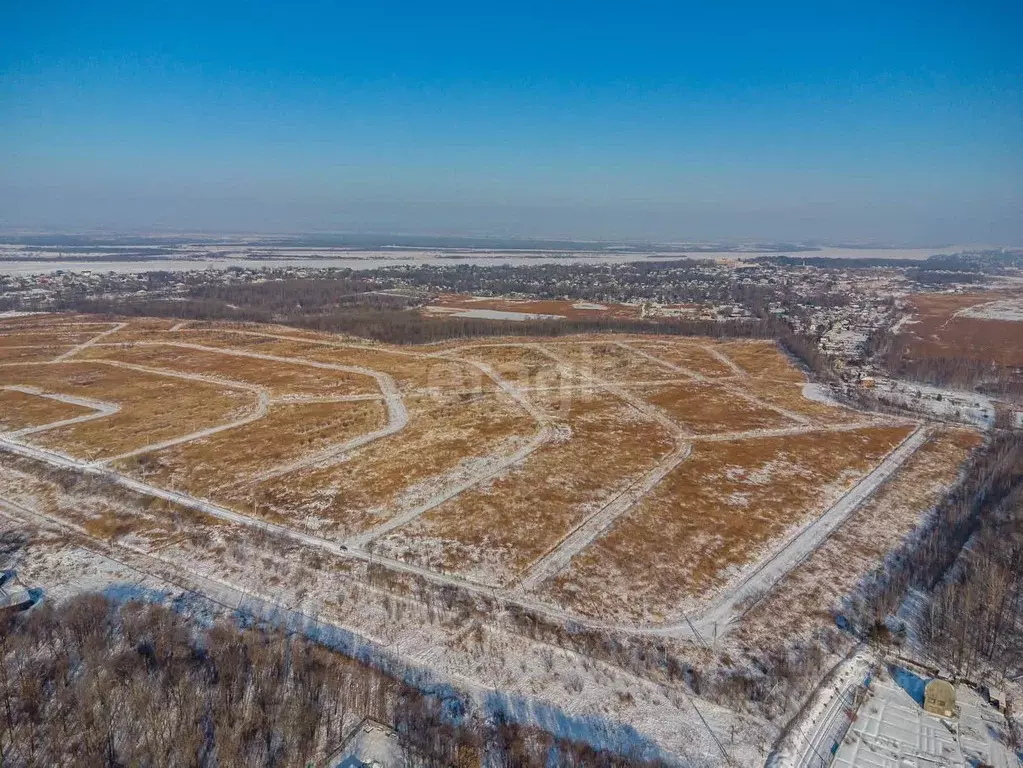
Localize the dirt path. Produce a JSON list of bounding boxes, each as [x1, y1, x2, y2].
[[51, 322, 128, 362], [515, 439, 693, 592], [0, 385, 120, 436], [348, 353, 556, 546], [655, 424, 931, 639], [702, 344, 748, 377]]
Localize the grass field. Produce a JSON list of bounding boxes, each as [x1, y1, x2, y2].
[[0, 314, 950, 634], [0, 389, 89, 432], [540, 425, 914, 623]]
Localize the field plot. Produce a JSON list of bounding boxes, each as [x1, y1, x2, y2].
[[452, 343, 593, 391], [0, 362, 252, 460], [373, 389, 676, 586], [541, 341, 686, 382], [734, 427, 982, 642], [0, 315, 946, 640], [714, 340, 806, 380], [115, 399, 387, 496], [80, 342, 378, 398], [626, 341, 737, 378], [637, 382, 792, 433], [174, 331, 494, 393], [540, 425, 913, 623], [0, 330, 101, 347], [249, 390, 538, 536], [0, 346, 73, 363], [0, 388, 90, 432], [738, 378, 864, 424]]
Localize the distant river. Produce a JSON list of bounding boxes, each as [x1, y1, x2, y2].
[[0, 246, 961, 275]]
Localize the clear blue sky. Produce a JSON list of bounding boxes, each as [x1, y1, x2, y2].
[[1, 0, 1020, 242]]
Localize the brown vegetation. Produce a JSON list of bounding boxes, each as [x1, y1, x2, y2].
[[251, 391, 536, 536], [0, 362, 252, 460], [376, 390, 675, 585], [80, 342, 378, 398], [0, 389, 88, 432], [543, 425, 912, 623], [115, 399, 387, 494], [735, 428, 982, 641], [714, 341, 806, 381], [627, 341, 736, 378], [638, 382, 791, 433]]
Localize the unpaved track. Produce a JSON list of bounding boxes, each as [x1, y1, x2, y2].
[[348, 353, 556, 546], [616, 340, 811, 425], [515, 439, 693, 592], [51, 322, 128, 362], [0, 417, 928, 640], [1, 385, 120, 436], [702, 344, 748, 377], [530, 343, 689, 439], [653, 424, 931, 639]]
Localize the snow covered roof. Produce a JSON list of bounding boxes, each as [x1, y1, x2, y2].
[[832, 675, 1019, 768]]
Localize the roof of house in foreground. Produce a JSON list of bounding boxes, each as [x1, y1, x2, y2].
[[833, 675, 1020, 768]]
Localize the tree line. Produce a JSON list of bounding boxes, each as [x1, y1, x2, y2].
[[0, 592, 666, 767]]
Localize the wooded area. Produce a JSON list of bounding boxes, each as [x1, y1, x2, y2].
[[0, 594, 664, 767]]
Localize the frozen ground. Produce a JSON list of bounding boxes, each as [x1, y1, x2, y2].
[[871, 377, 995, 428]]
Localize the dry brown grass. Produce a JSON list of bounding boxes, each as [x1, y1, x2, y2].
[[715, 341, 806, 381], [0, 389, 89, 432], [175, 331, 493, 393], [242, 390, 537, 536], [541, 424, 912, 623], [101, 318, 187, 342], [627, 341, 736, 378], [734, 427, 983, 641], [638, 382, 792, 433], [115, 399, 387, 493], [738, 379, 865, 424], [374, 389, 676, 585], [545, 341, 684, 382], [897, 292, 1023, 370], [80, 343, 378, 397], [0, 330, 101, 347], [0, 362, 253, 460], [0, 347, 70, 363], [453, 344, 592, 392]]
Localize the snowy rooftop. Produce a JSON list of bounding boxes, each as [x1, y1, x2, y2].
[[833, 674, 1019, 768], [329, 718, 404, 768]]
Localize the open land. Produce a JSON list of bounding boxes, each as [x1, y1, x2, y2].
[[0, 312, 983, 765]]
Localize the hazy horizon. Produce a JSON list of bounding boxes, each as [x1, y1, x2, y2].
[[2, 1, 1020, 243]]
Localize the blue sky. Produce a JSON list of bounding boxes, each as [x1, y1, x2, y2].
[[1, 0, 1020, 242]]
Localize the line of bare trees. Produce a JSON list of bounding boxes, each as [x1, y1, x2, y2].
[[843, 432, 1023, 674], [0, 594, 666, 767]]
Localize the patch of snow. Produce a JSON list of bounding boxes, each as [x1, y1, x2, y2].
[[452, 309, 565, 321]]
